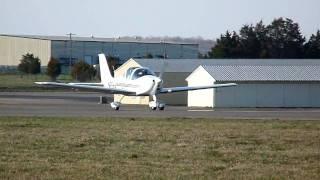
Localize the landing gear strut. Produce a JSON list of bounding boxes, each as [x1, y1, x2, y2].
[[149, 95, 165, 111], [110, 95, 125, 111]]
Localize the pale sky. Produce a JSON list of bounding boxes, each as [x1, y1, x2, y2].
[[1, 0, 319, 39]]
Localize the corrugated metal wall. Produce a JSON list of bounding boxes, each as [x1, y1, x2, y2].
[[158, 72, 190, 105], [0, 36, 51, 66], [214, 83, 320, 107], [51, 41, 198, 65]]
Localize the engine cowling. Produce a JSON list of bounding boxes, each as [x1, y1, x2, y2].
[[135, 76, 161, 95]]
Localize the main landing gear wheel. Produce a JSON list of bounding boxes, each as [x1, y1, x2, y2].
[[110, 102, 120, 111], [158, 107, 164, 111], [158, 103, 165, 111], [149, 96, 165, 111], [149, 95, 166, 111]]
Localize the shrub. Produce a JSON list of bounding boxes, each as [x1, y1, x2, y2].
[[46, 57, 61, 81], [71, 61, 96, 82], [18, 53, 41, 74]]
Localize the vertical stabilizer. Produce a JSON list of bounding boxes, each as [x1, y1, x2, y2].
[[98, 54, 113, 85]]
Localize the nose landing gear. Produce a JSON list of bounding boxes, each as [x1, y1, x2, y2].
[[149, 95, 165, 111]]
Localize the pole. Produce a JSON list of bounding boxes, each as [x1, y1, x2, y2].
[[66, 33, 76, 73], [164, 41, 167, 59], [162, 39, 167, 59]]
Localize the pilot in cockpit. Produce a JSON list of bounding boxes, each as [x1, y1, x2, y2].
[[125, 67, 155, 80]]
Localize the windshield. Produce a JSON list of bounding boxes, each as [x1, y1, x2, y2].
[[131, 68, 155, 80], [126, 67, 139, 79]]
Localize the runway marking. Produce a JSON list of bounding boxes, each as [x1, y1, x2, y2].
[[216, 110, 320, 113], [188, 110, 214, 112], [187, 109, 320, 113]]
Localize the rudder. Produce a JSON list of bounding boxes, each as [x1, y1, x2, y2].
[[98, 54, 113, 84]]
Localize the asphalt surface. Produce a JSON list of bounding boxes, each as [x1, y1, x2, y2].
[[1, 92, 320, 120]]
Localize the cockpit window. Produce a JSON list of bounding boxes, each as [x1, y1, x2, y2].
[[126, 67, 139, 79], [131, 68, 155, 80]]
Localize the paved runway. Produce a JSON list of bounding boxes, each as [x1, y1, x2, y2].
[[1, 92, 320, 120]]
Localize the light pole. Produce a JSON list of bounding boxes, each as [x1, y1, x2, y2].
[[161, 39, 167, 59], [66, 33, 76, 73]]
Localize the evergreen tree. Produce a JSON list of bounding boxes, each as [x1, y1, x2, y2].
[[266, 18, 305, 58], [304, 30, 320, 58], [254, 21, 269, 58], [208, 31, 241, 58], [208, 17, 314, 59], [238, 21, 270, 58], [239, 24, 261, 58]]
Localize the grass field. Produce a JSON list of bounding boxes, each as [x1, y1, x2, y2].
[[0, 74, 61, 91], [0, 74, 96, 91], [0, 74, 45, 90], [0, 117, 319, 179]]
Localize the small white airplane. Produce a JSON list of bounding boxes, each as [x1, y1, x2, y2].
[[35, 54, 236, 111]]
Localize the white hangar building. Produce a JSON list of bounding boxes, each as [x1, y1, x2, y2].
[[187, 64, 320, 108], [115, 58, 320, 107]]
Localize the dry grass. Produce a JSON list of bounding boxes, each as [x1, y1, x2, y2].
[[0, 117, 319, 179]]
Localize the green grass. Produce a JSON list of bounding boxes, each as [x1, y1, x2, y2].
[[0, 117, 319, 179], [0, 74, 96, 91]]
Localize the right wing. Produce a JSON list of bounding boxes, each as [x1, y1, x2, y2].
[[35, 82, 136, 95], [160, 83, 237, 94]]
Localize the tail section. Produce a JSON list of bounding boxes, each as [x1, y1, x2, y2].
[[98, 53, 114, 85]]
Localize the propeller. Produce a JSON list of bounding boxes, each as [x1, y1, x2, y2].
[[157, 60, 167, 89], [158, 60, 167, 79], [149, 58, 167, 105]]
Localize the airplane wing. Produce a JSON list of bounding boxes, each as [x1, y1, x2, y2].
[[35, 82, 136, 95], [159, 83, 237, 94], [68, 82, 103, 86]]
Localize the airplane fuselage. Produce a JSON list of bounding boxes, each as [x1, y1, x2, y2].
[[105, 75, 162, 96]]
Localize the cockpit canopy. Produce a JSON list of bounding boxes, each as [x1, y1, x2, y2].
[[125, 67, 156, 80]]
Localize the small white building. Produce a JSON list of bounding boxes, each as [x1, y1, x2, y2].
[[187, 65, 320, 108]]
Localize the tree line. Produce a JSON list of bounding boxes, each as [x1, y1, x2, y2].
[[207, 18, 320, 59]]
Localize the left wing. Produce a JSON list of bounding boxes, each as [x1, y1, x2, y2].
[[35, 82, 136, 95], [159, 83, 236, 94], [68, 82, 103, 86]]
